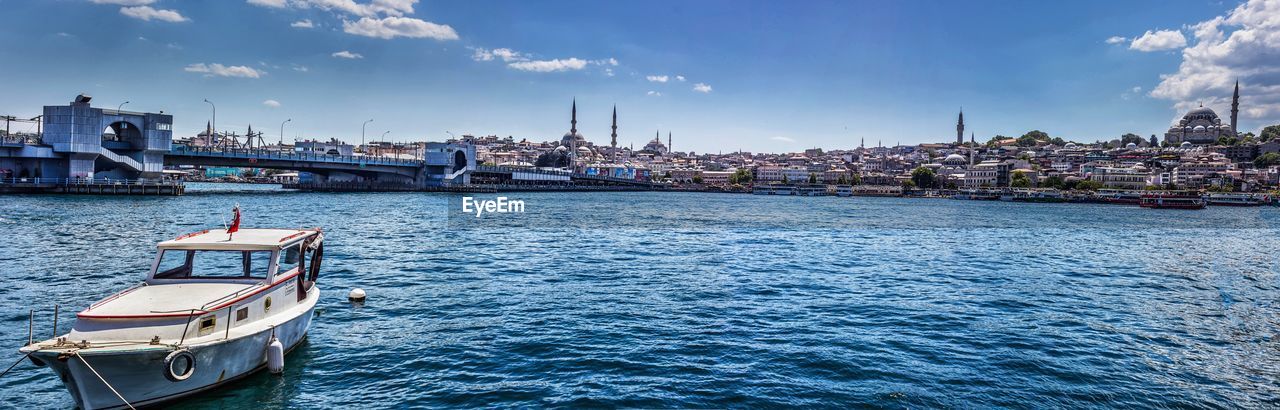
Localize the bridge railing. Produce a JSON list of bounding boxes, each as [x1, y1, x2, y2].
[[171, 145, 422, 167], [0, 177, 183, 186], [0, 135, 42, 145]]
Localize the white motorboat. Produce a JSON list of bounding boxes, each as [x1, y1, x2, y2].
[[20, 227, 324, 409]]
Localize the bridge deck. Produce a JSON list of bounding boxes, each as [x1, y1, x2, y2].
[[169, 146, 423, 168]]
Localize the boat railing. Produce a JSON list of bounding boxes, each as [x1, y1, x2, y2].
[[199, 282, 267, 311]]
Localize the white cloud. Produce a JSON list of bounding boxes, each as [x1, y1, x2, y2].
[[120, 6, 189, 22], [331, 50, 363, 59], [646, 75, 669, 83], [675, 75, 686, 82], [183, 63, 263, 78], [1122, 86, 1143, 100], [90, 0, 154, 5], [471, 47, 526, 62], [262, 99, 282, 108], [646, 91, 661, 96], [288, 0, 415, 17], [1129, 29, 1186, 52], [508, 58, 588, 72], [693, 82, 713, 93], [471, 46, 614, 74], [292, 64, 309, 72], [1105, 36, 1128, 44], [290, 19, 315, 28], [246, 0, 287, 8], [1150, 0, 1280, 125], [342, 16, 458, 40], [771, 136, 795, 143]]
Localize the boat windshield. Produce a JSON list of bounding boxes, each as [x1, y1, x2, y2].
[[153, 249, 273, 280]]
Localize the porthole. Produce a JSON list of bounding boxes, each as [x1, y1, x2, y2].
[[264, 297, 272, 313]]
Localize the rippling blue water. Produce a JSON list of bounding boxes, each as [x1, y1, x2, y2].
[[3, 183, 1280, 408]]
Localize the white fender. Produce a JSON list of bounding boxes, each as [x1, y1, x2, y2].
[[266, 335, 285, 374]]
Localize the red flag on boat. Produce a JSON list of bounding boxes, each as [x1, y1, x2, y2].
[[228, 206, 241, 236]]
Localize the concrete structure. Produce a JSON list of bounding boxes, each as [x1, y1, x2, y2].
[[36, 94, 173, 179]]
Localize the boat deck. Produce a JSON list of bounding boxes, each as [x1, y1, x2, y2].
[[79, 281, 260, 318]]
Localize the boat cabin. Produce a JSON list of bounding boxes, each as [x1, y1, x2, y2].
[[150, 228, 322, 286]]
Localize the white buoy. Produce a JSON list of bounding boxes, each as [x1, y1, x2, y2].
[[348, 288, 366, 302], [266, 335, 284, 374]]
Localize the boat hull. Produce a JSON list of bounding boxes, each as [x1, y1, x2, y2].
[[31, 304, 314, 410]]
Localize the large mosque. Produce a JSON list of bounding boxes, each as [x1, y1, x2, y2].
[[1163, 81, 1241, 145]]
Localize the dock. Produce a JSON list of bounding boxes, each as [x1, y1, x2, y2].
[[0, 178, 184, 195]]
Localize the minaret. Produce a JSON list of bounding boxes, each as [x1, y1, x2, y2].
[[1231, 80, 1240, 137], [668, 131, 672, 154], [610, 105, 617, 148], [569, 99, 578, 166], [956, 108, 965, 145]]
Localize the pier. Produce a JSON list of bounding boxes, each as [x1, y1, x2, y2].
[[0, 177, 183, 195]]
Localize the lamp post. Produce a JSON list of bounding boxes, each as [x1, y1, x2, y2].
[[117, 101, 129, 113], [202, 99, 215, 146], [381, 131, 391, 157], [279, 118, 291, 147], [361, 119, 373, 152]]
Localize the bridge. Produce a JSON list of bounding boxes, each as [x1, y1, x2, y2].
[[0, 95, 655, 194], [167, 145, 424, 181]]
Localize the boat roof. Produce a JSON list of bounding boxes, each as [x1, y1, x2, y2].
[[158, 228, 319, 251]]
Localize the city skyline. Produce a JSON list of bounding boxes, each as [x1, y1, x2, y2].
[[1, 0, 1277, 153]]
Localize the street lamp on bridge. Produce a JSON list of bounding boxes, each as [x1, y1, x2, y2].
[[361, 119, 373, 152], [202, 99, 216, 146], [279, 118, 291, 146], [117, 101, 129, 113]]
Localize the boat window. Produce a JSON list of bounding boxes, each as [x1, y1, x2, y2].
[[154, 249, 193, 278], [154, 250, 271, 279], [278, 244, 302, 275]]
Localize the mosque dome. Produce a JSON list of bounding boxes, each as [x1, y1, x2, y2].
[[1126, 142, 1138, 149], [1180, 106, 1222, 126], [1064, 142, 1078, 149], [942, 153, 967, 166], [1193, 125, 1206, 132], [1180, 141, 1192, 148]]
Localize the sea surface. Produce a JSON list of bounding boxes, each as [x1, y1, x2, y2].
[[3, 183, 1280, 408]]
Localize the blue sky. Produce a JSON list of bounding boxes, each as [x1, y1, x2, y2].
[[1, 0, 1277, 153]]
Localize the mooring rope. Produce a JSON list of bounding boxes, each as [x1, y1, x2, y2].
[[0, 352, 33, 378], [73, 351, 136, 410]]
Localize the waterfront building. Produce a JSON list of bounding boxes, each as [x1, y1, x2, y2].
[[1093, 166, 1151, 190], [295, 139, 354, 156], [1172, 153, 1234, 187], [755, 165, 811, 183]]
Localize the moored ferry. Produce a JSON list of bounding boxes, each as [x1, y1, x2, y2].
[[1011, 190, 1068, 203], [1097, 189, 1143, 205], [953, 189, 999, 200], [19, 224, 325, 409], [1139, 193, 1206, 209], [1205, 193, 1267, 207]]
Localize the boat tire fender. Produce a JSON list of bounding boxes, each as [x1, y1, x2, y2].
[[164, 349, 196, 382]]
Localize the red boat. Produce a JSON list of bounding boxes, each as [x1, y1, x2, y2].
[[1139, 193, 1206, 209]]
